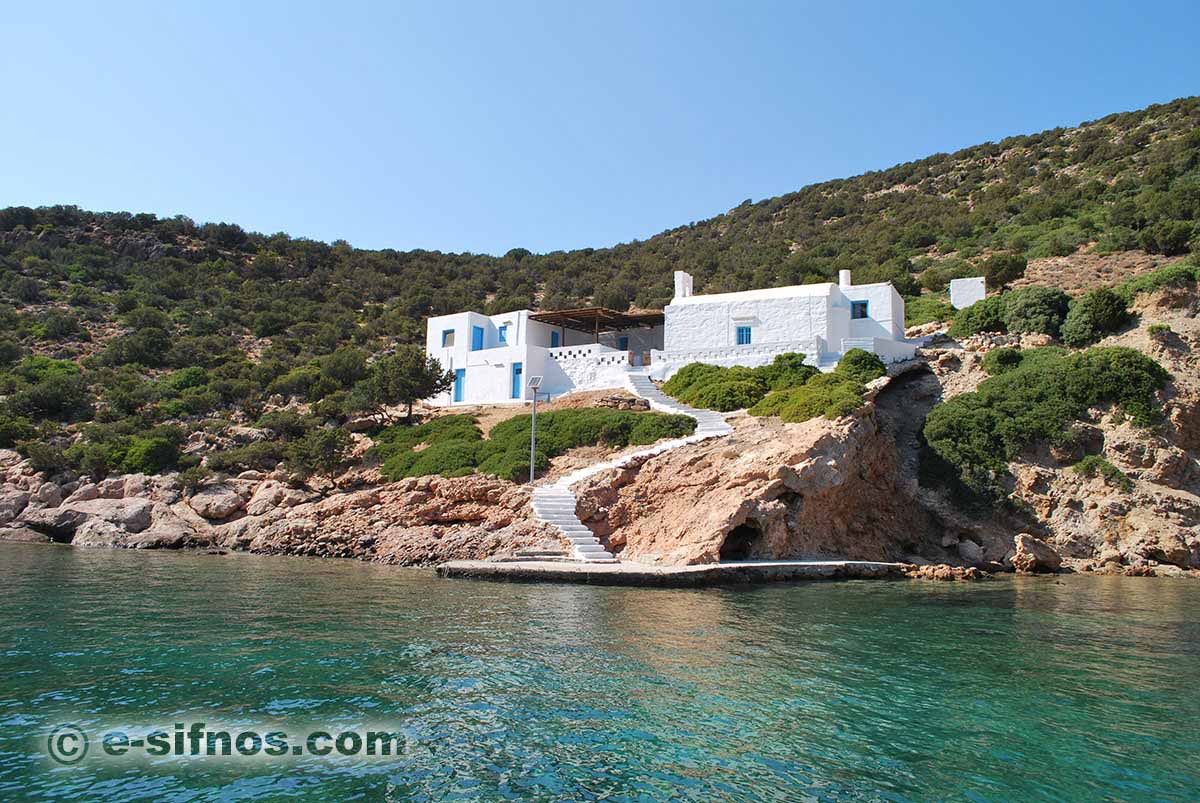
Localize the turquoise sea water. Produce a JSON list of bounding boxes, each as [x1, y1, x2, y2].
[[1, 543, 1198, 802]]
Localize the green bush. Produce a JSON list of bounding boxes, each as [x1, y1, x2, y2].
[[1060, 288, 1130, 347], [18, 441, 69, 474], [0, 414, 36, 447], [949, 295, 1005, 338], [923, 346, 1168, 498], [6, 373, 91, 420], [206, 441, 286, 474], [1000, 286, 1070, 337], [834, 349, 886, 383], [981, 347, 1023, 375], [121, 436, 180, 475], [983, 253, 1027, 286], [905, 295, 956, 327], [663, 354, 817, 411], [1071, 455, 1133, 492], [256, 409, 319, 440], [1113, 262, 1199, 303], [748, 373, 866, 422], [918, 258, 975, 293], [284, 427, 352, 478], [375, 409, 694, 482], [753, 353, 818, 391], [686, 379, 764, 411]]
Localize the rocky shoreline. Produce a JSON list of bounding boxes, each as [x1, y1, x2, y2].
[[3, 291, 1198, 580]]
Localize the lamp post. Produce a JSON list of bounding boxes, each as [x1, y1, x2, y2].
[[527, 375, 543, 484]]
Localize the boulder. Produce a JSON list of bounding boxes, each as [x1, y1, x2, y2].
[[0, 526, 51, 543], [71, 518, 126, 547], [188, 485, 246, 520], [22, 507, 89, 539], [246, 481, 307, 516], [1010, 533, 1063, 574], [956, 539, 984, 565], [33, 482, 62, 507], [68, 498, 154, 533], [98, 477, 127, 498], [0, 489, 30, 525], [64, 484, 100, 504]]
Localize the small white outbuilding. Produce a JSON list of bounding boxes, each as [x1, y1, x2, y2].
[[949, 276, 987, 309]]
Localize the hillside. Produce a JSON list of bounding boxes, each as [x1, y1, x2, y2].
[[0, 95, 1198, 491]]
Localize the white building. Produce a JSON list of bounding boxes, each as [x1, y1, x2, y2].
[[424, 270, 917, 406]]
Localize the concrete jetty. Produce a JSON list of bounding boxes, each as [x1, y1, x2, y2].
[[436, 559, 906, 588]]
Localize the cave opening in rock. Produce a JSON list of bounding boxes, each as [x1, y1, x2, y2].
[[719, 521, 763, 562]]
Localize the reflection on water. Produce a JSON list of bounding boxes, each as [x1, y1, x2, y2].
[[1, 543, 1198, 801]]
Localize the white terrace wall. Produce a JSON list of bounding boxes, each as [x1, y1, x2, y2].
[[541, 344, 633, 398]]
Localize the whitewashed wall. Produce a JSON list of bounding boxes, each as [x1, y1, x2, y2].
[[664, 288, 835, 353]]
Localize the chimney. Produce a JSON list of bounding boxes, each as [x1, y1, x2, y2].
[[838, 269, 852, 288], [673, 270, 694, 299]]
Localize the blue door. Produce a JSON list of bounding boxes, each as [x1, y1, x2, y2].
[[618, 336, 629, 351], [511, 362, 523, 399], [471, 326, 484, 351], [550, 330, 560, 348], [453, 369, 465, 402]]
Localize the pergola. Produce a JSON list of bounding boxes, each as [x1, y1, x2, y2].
[[528, 307, 664, 343]]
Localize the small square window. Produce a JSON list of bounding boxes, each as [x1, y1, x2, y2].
[[851, 301, 869, 320], [736, 325, 752, 346], [441, 329, 455, 347]]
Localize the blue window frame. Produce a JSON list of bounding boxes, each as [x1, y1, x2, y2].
[[550, 331, 560, 348], [471, 325, 484, 351], [441, 329, 455, 347], [453, 369, 465, 402], [498, 324, 508, 345], [511, 362, 523, 399], [736, 325, 752, 346], [851, 300, 869, 320], [618, 336, 629, 351]]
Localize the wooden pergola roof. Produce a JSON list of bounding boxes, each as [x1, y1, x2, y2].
[[528, 307, 664, 333]]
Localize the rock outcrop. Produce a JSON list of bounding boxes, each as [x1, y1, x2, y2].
[[1009, 534, 1063, 573]]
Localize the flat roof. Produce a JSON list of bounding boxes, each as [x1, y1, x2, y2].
[[529, 307, 664, 333], [669, 282, 837, 305]]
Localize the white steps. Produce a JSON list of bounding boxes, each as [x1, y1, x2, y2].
[[524, 371, 734, 564]]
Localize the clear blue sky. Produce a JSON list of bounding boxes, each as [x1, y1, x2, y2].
[[4, 1, 1198, 256]]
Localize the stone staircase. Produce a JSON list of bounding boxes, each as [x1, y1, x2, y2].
[[528, 372, 733, 563]]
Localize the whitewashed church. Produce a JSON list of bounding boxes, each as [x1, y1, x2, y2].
[[424, 270, 919, 406]]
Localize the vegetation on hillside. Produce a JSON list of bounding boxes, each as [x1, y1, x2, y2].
[[922, 347, 1168, 499], [0, 96, 1197, 484]]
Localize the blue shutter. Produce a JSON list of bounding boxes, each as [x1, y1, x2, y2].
[[471, 326, 484, 351], [453, 369, 465, 402], [550, 331, 560, 348], [736, 326, 752, 345], [511, 362, 523, 399]]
